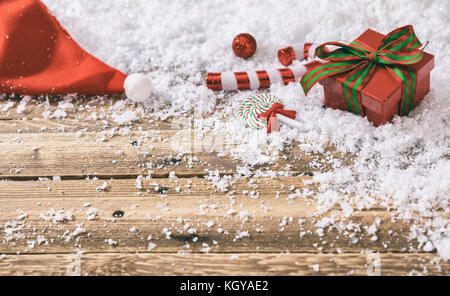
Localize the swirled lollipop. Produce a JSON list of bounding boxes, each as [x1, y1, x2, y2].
[[234, 93, 302, 134]]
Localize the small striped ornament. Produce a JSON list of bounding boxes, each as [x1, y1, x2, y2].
[[234, 93, 282, 129], [277, 42, 318, 66]]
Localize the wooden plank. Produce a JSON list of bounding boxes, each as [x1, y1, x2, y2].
[[0, 177, 434, 254], [0, 96, 239, 133], [0, 252, 447, 276], [0, 96, 136, 123], [0, 115, 174, 133], [0, 96, 352, 179], [0, 95, 118, 118], [0, 118, 165, 134], [0, 130, 327, 179]]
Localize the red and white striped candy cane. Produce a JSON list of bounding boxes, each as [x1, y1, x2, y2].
[[277, 42, 318, 66], [206, 65, 307, 91]]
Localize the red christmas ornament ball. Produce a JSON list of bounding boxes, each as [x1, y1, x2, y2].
[[232, 33, 257, 59]]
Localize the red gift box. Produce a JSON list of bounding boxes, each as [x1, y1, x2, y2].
[[303, 26, 434, 126]]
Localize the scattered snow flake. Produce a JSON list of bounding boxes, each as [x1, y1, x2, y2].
[[162, 227, 172, 239], [86, 208, 99, 221], [1, 101, 14, 112], [112, 110, 139, 125], [148, 242, 158, 251], [205, 221, 215, 228], [39, 209, 73, 223], [105, 238, 118, 246], [200, 243, 211, 253], [135, 175, 143, 189], [437, 237, 450, 261], [423, 241, 434, 252], [96, 182, 109, 192], [234, 230, 249, 240]]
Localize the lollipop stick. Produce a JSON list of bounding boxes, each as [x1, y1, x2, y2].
[[278, 114, 303, 130]]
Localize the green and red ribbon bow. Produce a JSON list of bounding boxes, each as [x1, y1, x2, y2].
[[257, 102, 296, 134], [300, 25, 426, 116]]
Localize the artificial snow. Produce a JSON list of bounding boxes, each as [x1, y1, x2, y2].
[[112, 110, 139, 125], [96, 182, 109, 192], [148, 242, 158, 251]]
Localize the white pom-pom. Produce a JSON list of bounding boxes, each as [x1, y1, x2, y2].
[[124, 73, 153, 102]]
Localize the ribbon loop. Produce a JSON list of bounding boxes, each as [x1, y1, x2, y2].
[[300, 25, 424, 117], [366, 51, 379, 64], [257, 102, 297, 134]]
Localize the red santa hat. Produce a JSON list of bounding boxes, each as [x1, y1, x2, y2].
[[0, 0, 152, 101]]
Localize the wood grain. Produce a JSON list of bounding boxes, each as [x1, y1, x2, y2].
[[0, 96, 351, 179], [0, 130, 330, 179], [0, 97, 445, 275], [0, 252, 447, 276], [0, 178, 435, 254]]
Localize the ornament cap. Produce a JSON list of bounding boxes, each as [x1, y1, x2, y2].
[[278, 46, 296, 66]]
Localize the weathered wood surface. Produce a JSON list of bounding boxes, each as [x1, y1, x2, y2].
[[0, 253, 447, 276], [0, 98, 447, 275], [0, 178, 434, 254], [0, 97, 351, 179], [0, 129, 334, 179]]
